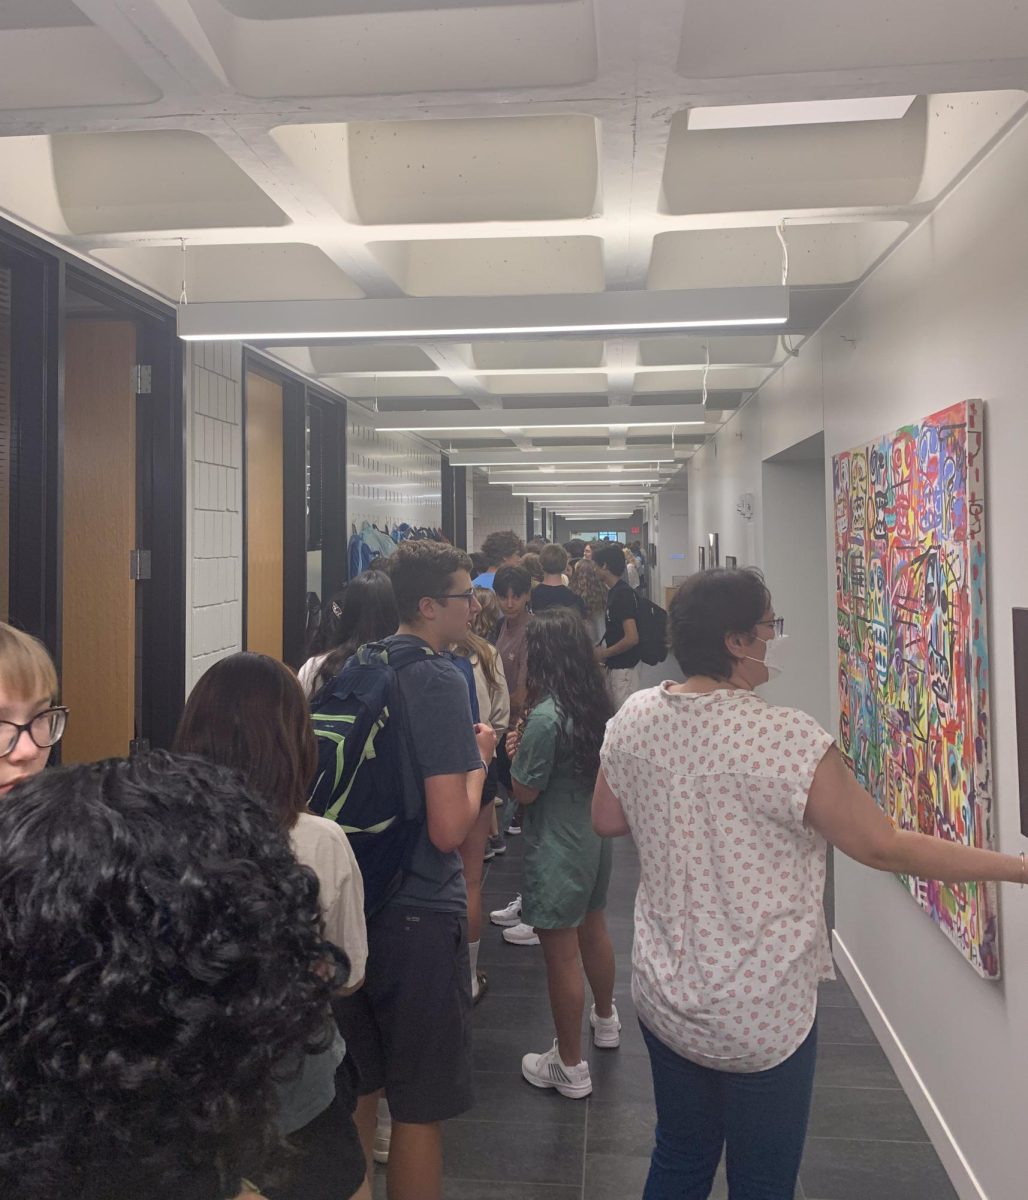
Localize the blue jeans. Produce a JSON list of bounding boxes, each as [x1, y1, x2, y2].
[[640, 1019, 817, 1200]]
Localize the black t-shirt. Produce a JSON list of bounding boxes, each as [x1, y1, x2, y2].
[[531, 584, 586, 618], [604, 579, 641, 669]]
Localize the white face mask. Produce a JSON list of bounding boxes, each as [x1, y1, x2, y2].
[[744, 633, 790, 681]]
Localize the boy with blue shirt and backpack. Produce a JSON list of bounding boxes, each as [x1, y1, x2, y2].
[[325, 541, 496, 1200]]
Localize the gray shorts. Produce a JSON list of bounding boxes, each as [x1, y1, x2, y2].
[[333, 905, 473, 1125]]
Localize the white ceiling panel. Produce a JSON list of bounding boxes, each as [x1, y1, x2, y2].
[[471, 339, 606, 370], [192, 0, 597, 98], [94, 244, 363, 303], [662, 100, 929, 213], [369, 237, 606, 297], [649, 223, 909, 290], [482, 372, 609, 396], [677, 0, 1028, 80]]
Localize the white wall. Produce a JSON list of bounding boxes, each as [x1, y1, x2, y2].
[[347, 409, 442, 536], [679, 107, 1028, 1200], [472, 473, 526, 550], [185, 341, 243, 691], [760, 442, 832, 729]]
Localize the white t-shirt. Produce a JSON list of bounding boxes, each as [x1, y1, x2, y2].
[[298, 653, 330, 700], [601, 683, 835, 1073], [289, 812, 367, 988]]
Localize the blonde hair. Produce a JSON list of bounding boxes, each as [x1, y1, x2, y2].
[[570, 560, 607, 617], [0, 623, 58, 702], [471, 587, 502, 642], [519, 552, 543, 584]]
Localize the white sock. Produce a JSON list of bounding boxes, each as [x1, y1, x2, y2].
[[469, 939, 481, 998]]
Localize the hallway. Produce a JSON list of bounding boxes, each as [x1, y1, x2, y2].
[[373, 835, 959, 1200]]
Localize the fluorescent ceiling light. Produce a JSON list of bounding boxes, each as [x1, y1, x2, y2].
[[388, 424, 700, 439], [489, 479, 659, 486], [455, 457, 674, 467], [177, 287, 789, 342], [688, 96, 916, 131], [389, 420, 703, 433], [513, 493, 651, 499]]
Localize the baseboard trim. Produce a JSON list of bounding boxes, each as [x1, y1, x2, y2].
[[831, 931, 988, 1200]]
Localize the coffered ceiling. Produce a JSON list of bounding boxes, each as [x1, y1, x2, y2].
[[0, 0, 1026, 516]]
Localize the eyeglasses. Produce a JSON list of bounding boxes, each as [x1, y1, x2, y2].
[[0, 706, 69, 758], [756, 617, 785, 637], [431, 590, 477, 605]]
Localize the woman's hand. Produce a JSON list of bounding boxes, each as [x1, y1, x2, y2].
[[506, 729, 521, 760]]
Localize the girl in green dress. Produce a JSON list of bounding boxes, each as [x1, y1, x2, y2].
[[509, 608, 621, 1099]]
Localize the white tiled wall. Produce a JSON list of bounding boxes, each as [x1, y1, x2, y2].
[[347, 409, 441, 534], [472, 473, 526, 550], [185, 341, 243, 690]]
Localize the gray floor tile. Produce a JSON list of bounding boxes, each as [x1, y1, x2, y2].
[[444, 1117, 585, 1185], [813, 1042, 903, 1090], [816, 1005, 877, 1045], [583, 1152, 650, 1200], [586, 1099, 656, 1157], [807, 1085, 930, 1143], [818, 978, 860, 1009], [467, 1069, 586, 1126], [800, 1137, 959, 1200]]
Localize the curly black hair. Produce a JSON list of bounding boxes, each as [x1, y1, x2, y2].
[[0, 751, 344, 1200], [525, 608, 613, 781]]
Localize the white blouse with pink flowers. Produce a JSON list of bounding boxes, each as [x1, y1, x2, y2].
[[600, 683, 835, 1073]]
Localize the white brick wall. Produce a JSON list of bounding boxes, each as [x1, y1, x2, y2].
[[185, 342, 243, 691], [347, 410, 442, 534], [472, 474, 526, 551]]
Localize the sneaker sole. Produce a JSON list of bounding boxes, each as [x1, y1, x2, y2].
[[490, 914, 522, 927], [372, 1145, 390, 1165], [491, 844, 508, 856], [521, 1066, 592, 1099], [590, 1016, 622, 1049], [503, 934, 541, 946]]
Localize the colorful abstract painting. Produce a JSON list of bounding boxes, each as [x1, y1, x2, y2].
[[833, 401, 997, 978]]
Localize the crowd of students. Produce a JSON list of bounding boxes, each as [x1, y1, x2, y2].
[[1, 534, 1025, 1200]]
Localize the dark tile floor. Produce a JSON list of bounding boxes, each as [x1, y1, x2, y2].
[[372, 834, 957, 1200]]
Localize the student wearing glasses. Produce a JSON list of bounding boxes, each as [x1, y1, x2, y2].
[[0, 622, 67, 796], [333, 540, 497, 1200]]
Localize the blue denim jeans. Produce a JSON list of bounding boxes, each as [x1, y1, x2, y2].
[[640, 1019, 817, 1200]]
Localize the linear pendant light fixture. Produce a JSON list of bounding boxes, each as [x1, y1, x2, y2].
[[176, 287, 789, 343]]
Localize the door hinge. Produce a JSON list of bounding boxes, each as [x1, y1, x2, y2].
[[133, 364, 152, 395], [130, 549, 152, 581]]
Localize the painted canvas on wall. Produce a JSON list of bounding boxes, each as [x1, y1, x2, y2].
[[833, 400, 996, 978]]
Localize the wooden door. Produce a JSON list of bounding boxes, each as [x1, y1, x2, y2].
[[62, 320, 136, 763], [0, 268, 10, 620], [246, 371, 284, 659]]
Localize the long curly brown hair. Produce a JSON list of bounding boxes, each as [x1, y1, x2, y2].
[[569, 559, 607, 617], [525, 608, 613, 782]]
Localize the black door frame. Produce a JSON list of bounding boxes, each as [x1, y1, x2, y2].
[[0, 216, 185, 751], [242, 348, 348, 670]]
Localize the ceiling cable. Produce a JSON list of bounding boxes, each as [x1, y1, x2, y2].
[[179, 238, 188, 307], [702, 341, 710, 407], [775, 219, 800, 358]]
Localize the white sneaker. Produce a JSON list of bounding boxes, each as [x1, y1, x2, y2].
[[372, 1099, 391, 1164], [503, 921, 540, 946], [590, 1002, 622, 1049], [522, 1041, 593, 1099], [490, 894, 522, 927]]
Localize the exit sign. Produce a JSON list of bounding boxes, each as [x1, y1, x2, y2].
[[631, 526, 640, 534]]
